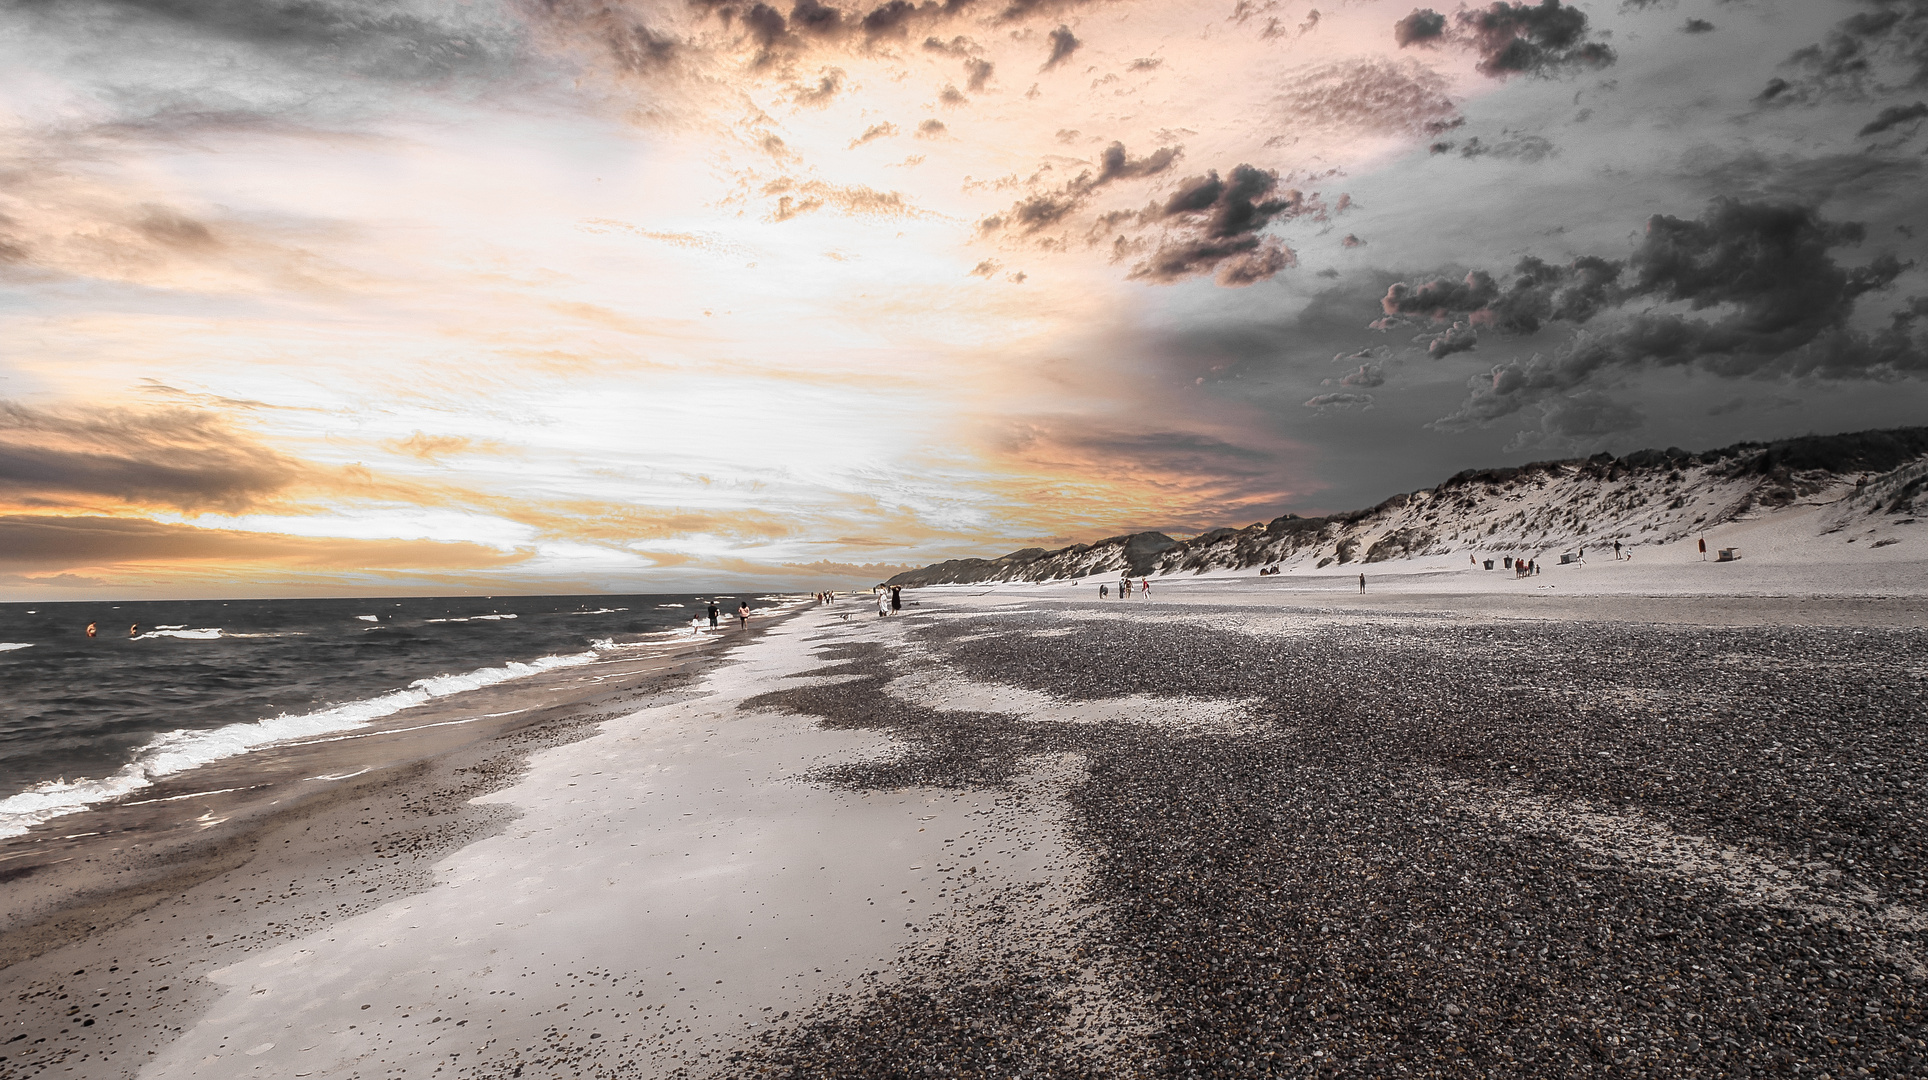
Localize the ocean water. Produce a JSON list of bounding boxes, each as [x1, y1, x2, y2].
[[0, 593, 776, 838]]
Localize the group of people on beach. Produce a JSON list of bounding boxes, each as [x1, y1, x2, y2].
[[688, 600, 749, 635], [874, 585, 902, 616], [1098, 576, 1151, 599]]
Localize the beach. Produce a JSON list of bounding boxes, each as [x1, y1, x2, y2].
[[4, 560, 1927, 1078]]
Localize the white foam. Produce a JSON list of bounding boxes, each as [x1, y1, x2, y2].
[[0, 643, 32, 652], [355, 615, 379, 622], [472, 614, 517, 620], [135, 628, 223, 641], [566, 608, 627, 615], [0, 642, 630, 840]]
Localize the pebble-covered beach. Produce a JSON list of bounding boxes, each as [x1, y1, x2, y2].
[[733, 593, 1927, 1078], [4, 584, 1925, 1079]]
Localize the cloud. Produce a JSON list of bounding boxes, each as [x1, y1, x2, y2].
[[1339, 363, 1385, 387], [978, 141, 1182, 235], [1041, 25, 1081, 71], [792, 67, 845, 106], [1786, 3, 1928, 88], [1433, 133, 1557, 162], [0, 515, 528, 571], [965, 57, 995, 90], [1303, 392, 1374, 410], [1388, 199, 1923, 430], [1501, 391, 1646, 452], [16, 0, 520, 82], [0, 401, 300, 514], [1422, 321, 1479, 357], [1129, 165, 1321, 284], [988, 413, 1302, 523], [1395, 1, 1615, 78], [1129, 57, 1163, 71], [1860, 102, 1928, 137], [849, 120, 899, 147], [1393, 9, 1447, 47], [1682, 18, 1714, 35], [1271, 59, 1461, 139], [526, 0, 677, 75]]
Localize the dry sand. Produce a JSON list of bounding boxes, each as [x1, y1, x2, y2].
[[4, 560, 1926, 1078]]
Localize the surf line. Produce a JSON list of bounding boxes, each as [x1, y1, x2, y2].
[[119, 785, 261, 807], [275, 708, 534, 750]]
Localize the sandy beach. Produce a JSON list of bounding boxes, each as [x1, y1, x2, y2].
[[5, 560, 1927, 1078]]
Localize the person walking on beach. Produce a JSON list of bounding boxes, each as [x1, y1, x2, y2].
[[1140, 578, 1150, 597], [737, 601, 749, 628], [691, 615, 703, 636], [890, 586, 902, 613], [1613, 540, 1622, 560], [877, 588, 889, 617], [1359, 573, 1366, 594], [1099, 584, 1108, 599], [707, 602, 719, 628], [1699, 536, 1708, 560]]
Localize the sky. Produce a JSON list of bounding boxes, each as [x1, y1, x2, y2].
[[1, 0, 1924, 598]]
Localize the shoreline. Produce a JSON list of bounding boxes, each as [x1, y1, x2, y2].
[[0, 615, 788, 1078], [6, 584, 1926, 1078]]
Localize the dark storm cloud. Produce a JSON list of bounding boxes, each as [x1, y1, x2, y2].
[[1682, 18, 1714, 34], [1761, 2, 1928, 103], [1132, 236, 1295, 287], [1041, 25, 1080, 71], [1376, 199, 1925, 431], [0, 515, 526, 570], [1128, 165, 1329, 286], [11, 0, 521, 81], [964, 56, 995, 90], [1392, 8, 1446, 46], [1393, 0, 1615, 78], [1860, 101, 1928, 135], [0, 401, 301, 513]]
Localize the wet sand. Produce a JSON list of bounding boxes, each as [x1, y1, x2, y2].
[[5, 584, 1927, 1078]]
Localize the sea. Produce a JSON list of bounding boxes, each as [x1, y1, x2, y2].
[[0, 593, 782, 840]]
